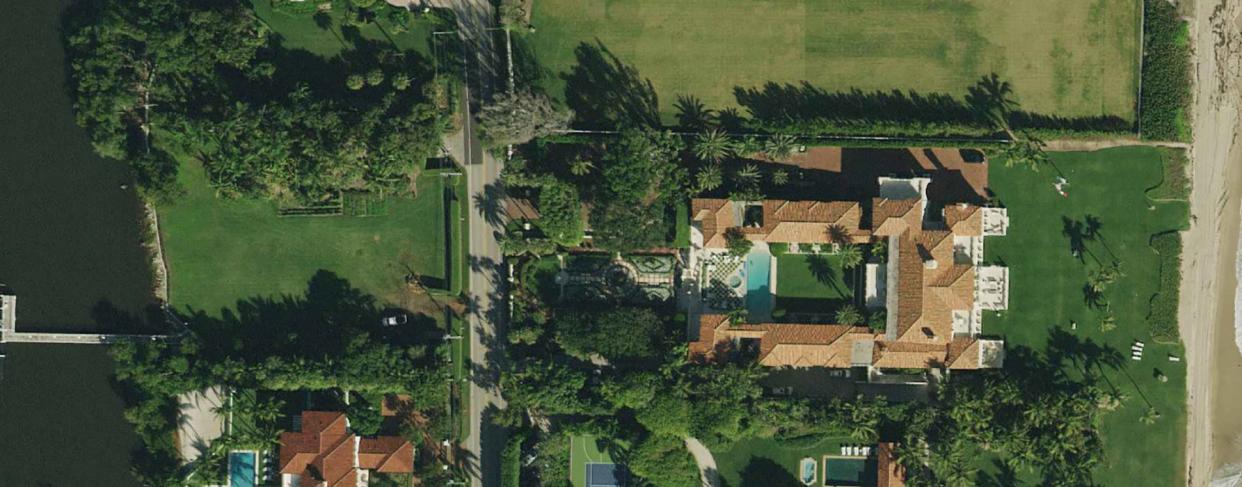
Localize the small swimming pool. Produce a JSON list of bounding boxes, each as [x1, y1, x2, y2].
[[744, 248, 773, 320], [228, 451, 257, 487]]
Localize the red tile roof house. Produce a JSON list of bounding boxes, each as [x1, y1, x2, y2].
[[279, 411, 415, 487], [688, 176, 1009, 377]]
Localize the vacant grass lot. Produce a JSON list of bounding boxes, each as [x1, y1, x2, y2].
[[159, 161, 455, 315], [985, 147, 1188, 486], [527, 0, 1140, 121], [251, 0, 436, 58], [774, 254, 855, 314]]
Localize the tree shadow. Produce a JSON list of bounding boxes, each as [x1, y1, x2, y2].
[[474, 182, 507, 228], [1061, 216, 1099, 265], [738, 456, 799, 486], [804, 254, 846, 297], [562, 40, 660, 129], [1045, 326, 1125, 380], [674, 94, 715, 131], [732, 74, 1131, 137], [974, 458, 1022, 487]]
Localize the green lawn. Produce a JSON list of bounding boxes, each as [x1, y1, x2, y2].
[[713, 436, 857, 487], [159, 160, 455, 315], [570, 435, 619, 487], [526, 0, 1140, 121], [985, 147, 1188, 486], [774, 254, 856, 314], [251, 0, 438, 58]]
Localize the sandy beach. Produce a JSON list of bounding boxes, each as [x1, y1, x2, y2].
[[1181, 0, 1242, 485]]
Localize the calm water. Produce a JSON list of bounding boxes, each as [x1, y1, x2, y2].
[[0, 0, 152, 484]]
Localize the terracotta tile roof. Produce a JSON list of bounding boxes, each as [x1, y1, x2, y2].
[[945, 339, 982, 369], [690, 315, 874, 368], [359, 436, 415, 473], [691, 199, 869, 248], [689, 177, 1001, 371], [944, 204, 983, 236], [279, 410, 414, 486], [877, 442, 906, 487], [872, 341, 947, 369], [871, 198, 921, 237]]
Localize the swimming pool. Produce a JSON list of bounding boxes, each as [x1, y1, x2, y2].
[[228, 451, 257, 487], [744, 248, 773, 320]]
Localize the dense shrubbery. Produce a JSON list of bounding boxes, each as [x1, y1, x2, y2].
[[499, 256, 1120, 486], [1140, 0, 1193, 141], [110, 271, 452, 483], [501, 434, 524, 487], [64, 0, 450, 203], [1148, 231, 1183, 342]]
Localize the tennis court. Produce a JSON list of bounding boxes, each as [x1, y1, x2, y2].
[[571, 435, 629, 487]]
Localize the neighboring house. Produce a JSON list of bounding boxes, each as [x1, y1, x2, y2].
[[688, 176, 1008, 375], [279, 410, 414, 487]]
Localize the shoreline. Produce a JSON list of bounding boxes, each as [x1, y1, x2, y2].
[[1214, 137, 1242, 474], [1183, 0, 1242, 484]]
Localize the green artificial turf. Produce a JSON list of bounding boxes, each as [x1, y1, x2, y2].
[[984, 147, 1188, 486], [159, 160, 451, 315], [525, 0, 1140, 121]]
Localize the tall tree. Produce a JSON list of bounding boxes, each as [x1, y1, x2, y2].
[[477, 90, 573, 147]]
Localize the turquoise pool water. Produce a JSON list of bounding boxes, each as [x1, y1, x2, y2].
[[745, 249, 773, 320], [229, 451, 257, 487]]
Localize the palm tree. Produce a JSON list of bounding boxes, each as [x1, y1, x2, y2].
[[1140, 407, 1161, 425], [1088, 262, 1122, 293], [735, 163, 761, 185], [835, 304, 863, 325], [1098, 311, 1116, 333], [569, 159, 594, 176], [674, 95, 715, 131], [838, 243, 863, 269], [771, 169, 789, 186], [695, 164, 723, 193], [694, 128, 735, 162], [763, 134, 797, 160], [1001, 136, 1050, 172]]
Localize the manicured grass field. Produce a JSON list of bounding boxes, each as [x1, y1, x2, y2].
[[251, 0, 437, 58], [713, 435, 856, 487], [774, 254, 856, 314], [985, 147, 1188, 486], [159, 161, 458, 316], [526, 0, 1140, 120]]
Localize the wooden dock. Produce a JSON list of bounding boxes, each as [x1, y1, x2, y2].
[[0, 294, 171, 345]]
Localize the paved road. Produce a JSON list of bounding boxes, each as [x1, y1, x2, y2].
[[427, 1, 507, 486]]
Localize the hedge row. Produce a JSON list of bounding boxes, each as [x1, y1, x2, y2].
[[501, 435, 524, 487], [1148, 231, 1183, 342], [1148, 148, 1191, 200], [1140, 0, 1193, 142]]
